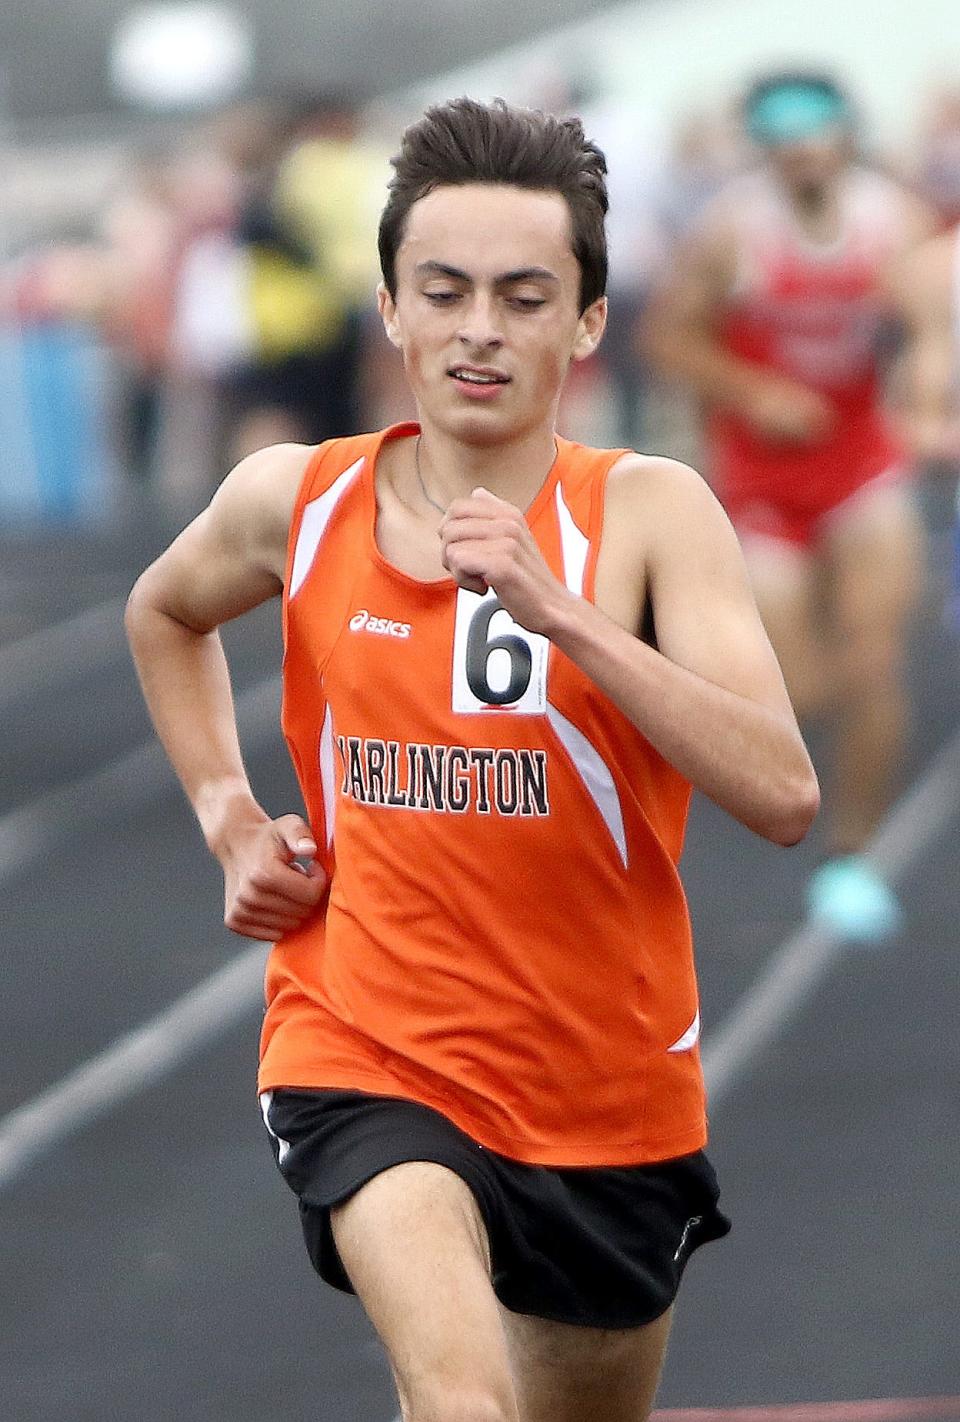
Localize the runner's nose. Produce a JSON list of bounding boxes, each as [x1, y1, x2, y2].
[[457, 293, 504, 350]]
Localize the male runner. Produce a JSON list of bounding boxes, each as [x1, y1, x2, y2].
[[126, 98, 819, 1422], [644, 71, 933, 940]]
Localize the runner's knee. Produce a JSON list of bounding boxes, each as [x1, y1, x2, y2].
[[398, 1382, 517, 1422]]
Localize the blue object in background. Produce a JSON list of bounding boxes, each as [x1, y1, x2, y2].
[[0, 320, 115, 525]]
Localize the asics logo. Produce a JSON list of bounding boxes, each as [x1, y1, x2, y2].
[[349, 609, 411, 639]]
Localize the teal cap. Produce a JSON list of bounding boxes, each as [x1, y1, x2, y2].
[[746, 80, 852, 146]]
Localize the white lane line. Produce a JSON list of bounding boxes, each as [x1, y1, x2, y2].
[[389, 1390, 960, 1422], [0, 675, 281, 884], [0, 720, 957, 1195], [703, 720, 960, 1106], [0, 597, 126, 709], [0, 945, 267, 1189], [650, 1397, 960, 1421]]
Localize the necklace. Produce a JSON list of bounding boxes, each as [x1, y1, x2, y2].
[[414, 435, 448, 516]]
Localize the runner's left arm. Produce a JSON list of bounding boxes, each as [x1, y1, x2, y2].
[[440, 464, 819, 846], [885, 231, 960, 464]]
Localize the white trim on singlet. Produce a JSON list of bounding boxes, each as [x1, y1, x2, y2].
[[548, 484, 627, 864], [545, 701, 627, 866], [667, 1010, 702, 1053], [554, 482, 590, 597], [289, 456, 364, 600], [319, 703, 336, 849]]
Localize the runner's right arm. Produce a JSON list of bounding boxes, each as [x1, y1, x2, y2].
[[641, 211, 836, 443], [125, 442, 328, 941]]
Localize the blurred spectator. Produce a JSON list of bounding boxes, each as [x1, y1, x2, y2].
[[543, 76, 741, 450], [170, 102, 285, 375], [644, 70, 934, 940], [0, 240, 117, 523], [658, 107, 744, 244], [583, 94, 669, 449], [221, 92, 389, 463], [524, 66, 669, 448], [2, 115, 262, 512], [158, 110, 266, 508], [1, 93, 392, 515], [98, 148, 180, 484]]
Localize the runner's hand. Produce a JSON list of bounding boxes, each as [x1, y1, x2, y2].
[[219, 814, 327, 941], [742, 379, 837, 444], [440, 488, 572, 633]]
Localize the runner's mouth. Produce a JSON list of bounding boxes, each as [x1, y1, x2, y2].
[[448, 367, 511, 385]]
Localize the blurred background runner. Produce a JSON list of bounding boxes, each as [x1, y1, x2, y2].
[[644, 70, 936, 941]]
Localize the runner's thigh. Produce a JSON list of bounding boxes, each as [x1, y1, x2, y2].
[[739, 533, 823, 716], [499, 1303, 673, 1422], [331, 1160, 518, 1422], [825, 484, 925, 652]]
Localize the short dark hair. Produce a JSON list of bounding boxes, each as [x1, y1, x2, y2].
[[378, 96, 608, 314]]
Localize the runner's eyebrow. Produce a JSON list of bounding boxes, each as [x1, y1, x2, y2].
[[414, 262, 471, 282], [497, 267, 559, 285], [415, 261, 559, 285]]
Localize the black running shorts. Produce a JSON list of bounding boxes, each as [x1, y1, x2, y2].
[[261, 1087, 731, 1329]]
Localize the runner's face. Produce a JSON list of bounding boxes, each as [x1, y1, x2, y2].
[[380, 183, 605, 445], [767, 129, 848, 200]]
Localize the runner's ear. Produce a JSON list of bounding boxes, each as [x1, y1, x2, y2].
[[571, 296, 607, 363], [378, 282, 403, 350]]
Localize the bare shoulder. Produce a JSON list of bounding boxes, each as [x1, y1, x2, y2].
[[603, 450, 745, 591], [895, 186, 939, 250], [129, 442, 316, 631], [605, 450, 727, 532], [208, 441, 315, 571], [595, 451, 756, 639], [863, 166, 939, 252]]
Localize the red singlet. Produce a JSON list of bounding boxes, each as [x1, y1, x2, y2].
[[708, 166, 908, 546]]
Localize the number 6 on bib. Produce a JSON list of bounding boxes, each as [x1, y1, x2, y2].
[[451, 588, 549, 714]]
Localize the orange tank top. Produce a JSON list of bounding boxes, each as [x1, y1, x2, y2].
[[258, 423, 707, 1166]]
